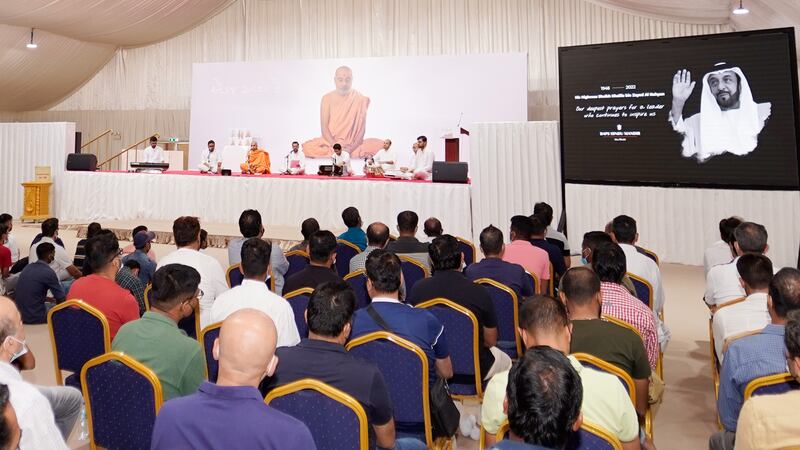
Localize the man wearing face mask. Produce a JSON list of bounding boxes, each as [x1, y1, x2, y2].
[[112, 264, 205, 401], [151, 309, 315, 449], [0, 296, 78, 449]]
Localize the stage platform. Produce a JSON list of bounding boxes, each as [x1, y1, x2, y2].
[[56, 170, 474, 244]]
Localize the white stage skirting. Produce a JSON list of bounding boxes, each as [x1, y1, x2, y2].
[[56, 171, 474, 242]]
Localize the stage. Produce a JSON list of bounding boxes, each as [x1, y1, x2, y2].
[[56, 170, 474, 242]]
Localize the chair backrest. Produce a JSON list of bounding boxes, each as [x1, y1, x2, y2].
[[722, 329, 762, 355], [199, 322, 222, 382], [285, 250, 310, 280], [524, 269, 541, 295], [285, 288, 314, 338], [343, 270, 371, 309], [474, 278, 521, 359], [397, 255, 429, 293], [744, 373, 800, 400], [81, 352, 163, 450], [708, 318, 721, 399], [626, 272, 653, 310], [265, 378, 369, 450], [636, 246, 660, 266], [417, 298, 482, 397], [143, 284, 152, 311], [457, 237, 477, 267], [715, 296, 747, 311], [572, 352, 636, 405], [48, 300, 111, 385], [226, 263, 245, 288], [495, 420, 623, 450], [336, 240, 362, 278], [548, 263, 555, 296], [346, 332, 434, 447]]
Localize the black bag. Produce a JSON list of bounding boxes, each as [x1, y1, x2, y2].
[[366, 305, 460, 438]]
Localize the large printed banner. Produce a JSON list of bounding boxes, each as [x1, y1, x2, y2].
[[189, 53, 528, 172]]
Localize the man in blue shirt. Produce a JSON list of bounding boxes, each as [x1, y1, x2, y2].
[[712, 268, 800, 450], [151, 308, 315, 449], [338, 206, 367, 251], [13, 243, 64, 324], [228, 209, 290, 294], [465, 225, 535, 299], [529, 215, 567, 279], [121, 230, 156, 285]]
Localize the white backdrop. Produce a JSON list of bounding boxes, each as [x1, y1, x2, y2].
[[0, 122, 74, 218], [189, 53, 528, 168]]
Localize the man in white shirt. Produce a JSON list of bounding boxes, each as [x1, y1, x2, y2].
[[158, 216, 228, 328], [198, 140, 221, 174], [211, 238, 300, 347], [704, 217, 742, 275], [0, 215, 19, 265], [286, 141, 306, 175], [331, 143, 351, 176], [712, 254, 772, 362], [28, 218, 81, 286], [144, 136, 166, 163], [611, 215, 670, 349], [227, 210, 289, 295], [706, 222, 769, 308], [369, 139, 397, 173], [401, 135, 435, 180], [0, 297, 69, 449]]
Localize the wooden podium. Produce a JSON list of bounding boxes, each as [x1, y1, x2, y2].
[[444, 127, 470, 162], [21, 181, 53, 222]]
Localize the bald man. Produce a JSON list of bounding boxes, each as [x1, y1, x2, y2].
[[151, 309, 315, 450]]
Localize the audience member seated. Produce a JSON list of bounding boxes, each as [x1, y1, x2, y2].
[[532, 202, 571, 269], [0, 384, 21, 449], [283, 230, 342, 294], [13, 243, 65, 324], [0, 296, 78, 449], [0, 226, 15, 295], [385, 211, 431, 273], [561, 267, 651, 426], [464, 225, 534, 299], [211, 238, 301, 347], [121, 230, 157, 285], [351, 249, 453, 385], [151, 309, 315, 449], [501, 216, 549, 285], [488, 347, 582, 450], [592, 242, 659, 370], [67, 233, 139, 339], [704, 217, 742, 275], [712, 254, 772, 363], [528, 215, 567, 279], [29, 223, 65, 249], [288, 218, 320, 252], [482, 295, 639, 449], [72, 222, 100, 268], [423, 217, 443, 243], [581, 231, 637, 296], [734, 310, 800, 450], [611, 215, 670, 349], [158, 216, 228, 328], [114, 260, 146, 316], [408, 235, 512, 381], [349, 222, 390, 273], [112, 264, 205, 401], [199, 229, 209, 251], [121, 225, 158, 261], [338, 206, 367, 251], [261, 281, 426, 450], [29, 218, 81, 290], [228, 209, 289, 295], [712, 268, 800, 450], [0, 214, 19, 267], [706, 222, 770, 308]]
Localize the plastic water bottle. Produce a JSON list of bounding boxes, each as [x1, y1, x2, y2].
[[78, 404, 88, 440]]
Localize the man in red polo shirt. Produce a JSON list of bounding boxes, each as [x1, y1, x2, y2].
[[67, 232, 139, 339]]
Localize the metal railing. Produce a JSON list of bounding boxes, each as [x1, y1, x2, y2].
[[98, 133, 159, 170], [80, 129, 113, 151]]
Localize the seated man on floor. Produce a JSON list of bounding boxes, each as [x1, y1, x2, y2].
[[114, 259, 147, 316], [121, 225, 157, 261], [283, 230, 342, 294], [121, 230, 157, 285], [29, 218, 81, 291], [240, 140, 271, 174], [14, 243, 66, 324], [464, 225, 534, 299], [112, 264, 205, 401]]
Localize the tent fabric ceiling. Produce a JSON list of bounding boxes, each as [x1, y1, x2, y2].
[[0, 0, 797, 112]]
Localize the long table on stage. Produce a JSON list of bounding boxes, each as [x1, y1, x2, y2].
[[57, 171, 473, 240]]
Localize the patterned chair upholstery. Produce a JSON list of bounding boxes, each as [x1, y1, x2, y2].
[[627, 273, 653, 310], [81, 352, 163, 450], [47, 300, 110, 388], [417, 298, 483, 399], [344, 270, 371, 309], [265, 379, 369, 450], [336, 240, 361, 278], [745, 373, 800, 400], [285, 250, 310, 280], [457, 237, 477, 267], [495, 420, 623, 450], [226, 264, 245, 288], [474, 279, 521, 359], [398, 256, 429, 293], [200, 322, 222, 382], [285, 288, 314, 338]]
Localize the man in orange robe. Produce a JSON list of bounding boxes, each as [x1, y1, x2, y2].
[[302, 66, 384, 159], [240, 141, 271, 174]]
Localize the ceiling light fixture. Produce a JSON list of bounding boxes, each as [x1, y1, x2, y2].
[[733, 0, 749, 15], [26, 28, 38, 49]]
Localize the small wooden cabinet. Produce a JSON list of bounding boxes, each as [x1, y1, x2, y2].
[[20, 181, 52, 222]]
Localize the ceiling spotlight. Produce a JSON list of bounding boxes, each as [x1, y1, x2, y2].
[[733, 0, 749, 15], [26, 28, 37, 48]]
